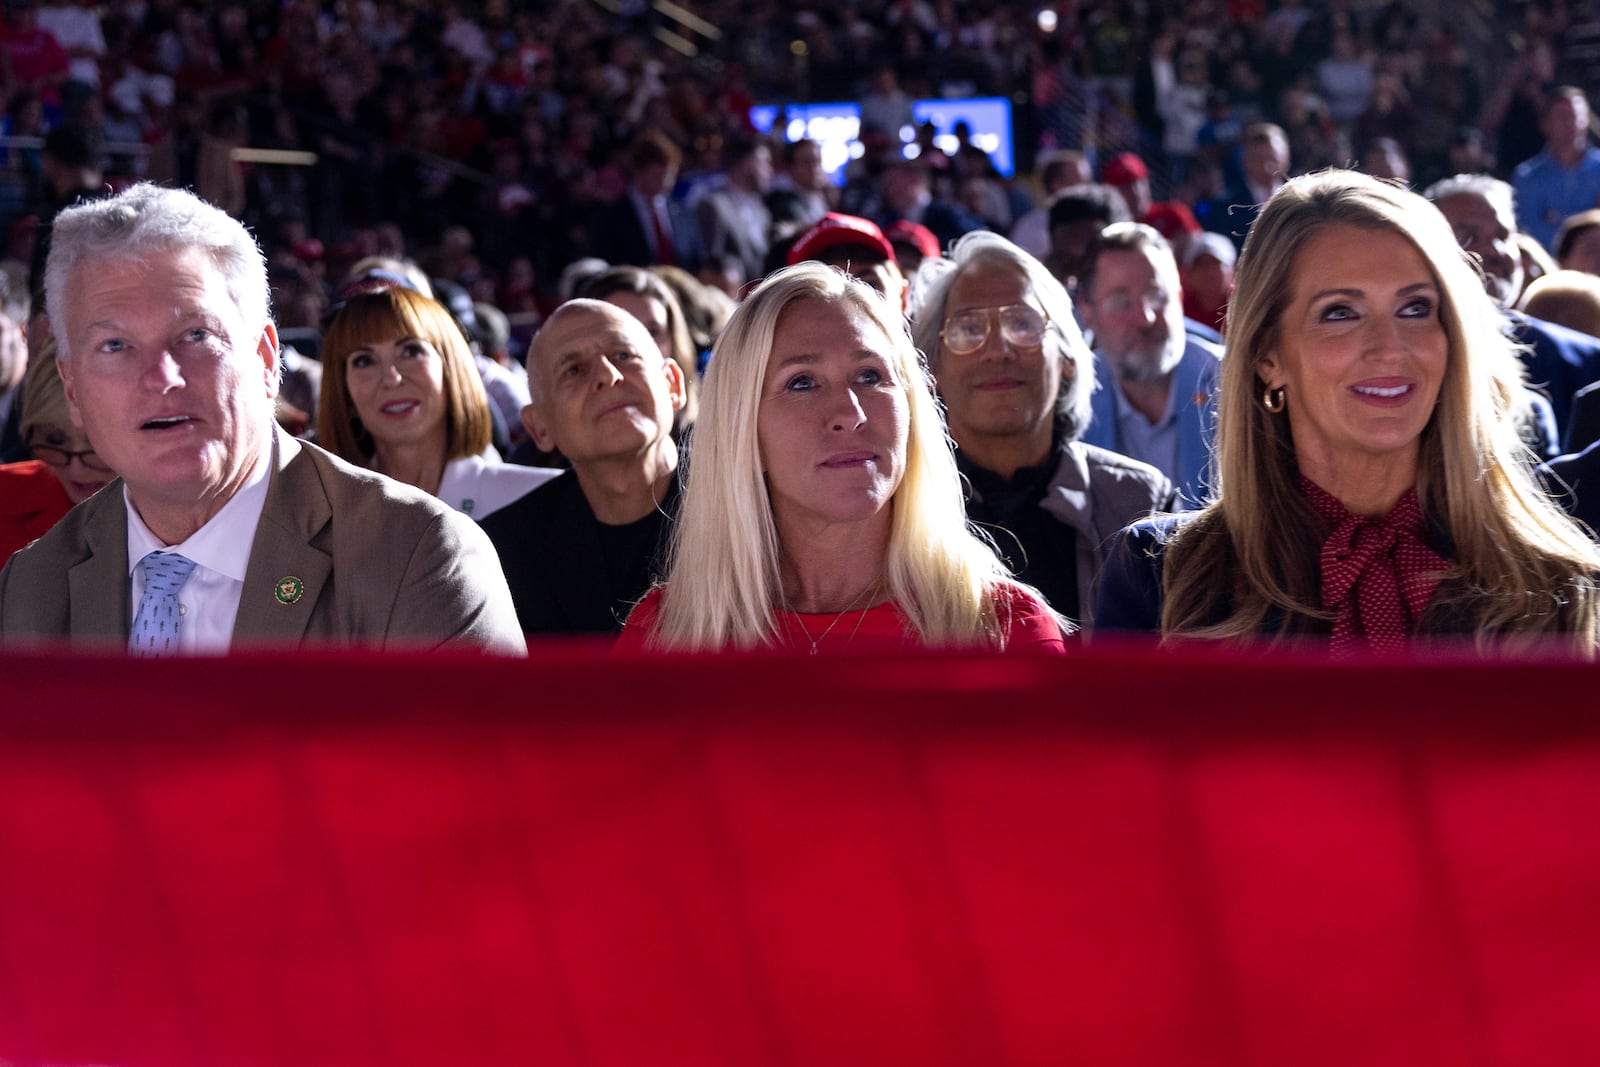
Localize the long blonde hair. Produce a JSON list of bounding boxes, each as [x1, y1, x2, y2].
[[648, 263, 1038, 649], [1161, 169, 1600, 649]]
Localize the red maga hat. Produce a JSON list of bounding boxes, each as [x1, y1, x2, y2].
[[787, 212, 895, 266], [1102, 152, 1149, 186], [885, 219, 941, 261], [1145, 201, 1201, 239]]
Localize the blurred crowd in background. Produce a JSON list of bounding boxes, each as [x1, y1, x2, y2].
[[0, 0, 1576, 344]]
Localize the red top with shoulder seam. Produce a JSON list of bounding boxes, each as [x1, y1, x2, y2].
[[616, 582, 1067, 653], [0, 460, 74, 566]]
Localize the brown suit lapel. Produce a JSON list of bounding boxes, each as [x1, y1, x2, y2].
[[234, 431, 334, 644], [67, 489, 131, 647]]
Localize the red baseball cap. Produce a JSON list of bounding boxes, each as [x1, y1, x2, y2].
[[885, 219, 941, 261], [1145, 201, 1201, 240], [1101, 152, 1149, 186], [787, 212, 895, 267]]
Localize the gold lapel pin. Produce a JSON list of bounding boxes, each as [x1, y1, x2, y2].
[[274, 576, 305, 605]]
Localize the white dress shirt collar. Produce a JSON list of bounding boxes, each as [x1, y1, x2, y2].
[[125, 437, 275, 653]]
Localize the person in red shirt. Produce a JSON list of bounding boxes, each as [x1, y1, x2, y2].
[[0, 2, 70, 111], [620, 263, 1066, 653], [0, 340, 110, 562], [0, 456, 72, 562]]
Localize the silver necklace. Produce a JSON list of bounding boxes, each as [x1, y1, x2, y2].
[[787, 582, 877, 655]]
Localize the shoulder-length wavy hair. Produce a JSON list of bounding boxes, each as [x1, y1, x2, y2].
[[648, 262, 1042, 649], [1162, 169, 1600, 649], [908, 229, 1096, 440], [315, 286, 493, 465]]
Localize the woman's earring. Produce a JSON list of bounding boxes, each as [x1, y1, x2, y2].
[[1262, 384, 1286, 414]]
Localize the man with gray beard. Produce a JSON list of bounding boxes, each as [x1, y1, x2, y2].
[[1079, 223, 1222, 507]]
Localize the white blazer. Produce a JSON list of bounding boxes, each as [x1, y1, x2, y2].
[[437, 450, 561, 521]]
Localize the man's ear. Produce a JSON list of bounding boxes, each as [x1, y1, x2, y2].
[[257, 323, 281, 399], [521, 402, 555, 453], [663, 355, 687, 412], [56, 355, 83, 429]]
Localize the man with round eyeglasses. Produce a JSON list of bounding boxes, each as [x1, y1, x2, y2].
[[938, 303, 1052, 356], [910, 231, 1174, 628]]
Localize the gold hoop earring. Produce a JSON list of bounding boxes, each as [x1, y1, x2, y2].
[[1262, 385, 1286, 414]]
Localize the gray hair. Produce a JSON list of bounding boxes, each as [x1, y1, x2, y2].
[[1079, 221, 1180, 300], [1422, 173, 1517, 223], [45, 183, 271, 360], [908, 229, 1096, 440]]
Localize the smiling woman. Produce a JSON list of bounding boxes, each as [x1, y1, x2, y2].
[[316, 287, 557, 520], [619, 262, 1066, 653], [1095, 170, 1600, 653]]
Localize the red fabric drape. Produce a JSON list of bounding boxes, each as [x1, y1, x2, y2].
[[0, 642, 1596, 1066]]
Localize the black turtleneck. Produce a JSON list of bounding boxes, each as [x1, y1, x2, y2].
[[955, 437, 1080, 620]]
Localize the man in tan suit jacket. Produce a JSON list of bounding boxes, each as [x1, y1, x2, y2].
[[0, 427, 522, 651], [0, 184, 523, 655]]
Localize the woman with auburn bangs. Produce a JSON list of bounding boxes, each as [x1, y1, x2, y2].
[[619, 262, 1066, 652], [1096, 170, 1600, 651], [317, 286, 558, 520]]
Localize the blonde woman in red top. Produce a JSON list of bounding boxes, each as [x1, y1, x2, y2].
[[621, 262, 1065, 653]]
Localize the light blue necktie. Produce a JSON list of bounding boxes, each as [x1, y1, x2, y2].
[[129, 552, 198, 657]]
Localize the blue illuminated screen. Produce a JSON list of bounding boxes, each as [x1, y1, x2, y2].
[[750, 96, 1015, 184], [748, 102, 861, 186], [912, 97, 1014, 177]]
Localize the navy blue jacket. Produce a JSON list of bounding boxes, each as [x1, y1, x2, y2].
[[1562, 379, 1600, 455], [1507, 311, 1600, 450], [588, 193, 705, 273], [1539, 440, 1600, 539], [1092, 515, 1186, 634]]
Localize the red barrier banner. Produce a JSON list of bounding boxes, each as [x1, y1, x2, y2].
[[0, 644, 1596, 1066]]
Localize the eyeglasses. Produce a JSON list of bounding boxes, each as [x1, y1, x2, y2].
[[1095, 288, 1172, 316], [30, 443, 113, 472], [940, 304, 1050, 355]]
